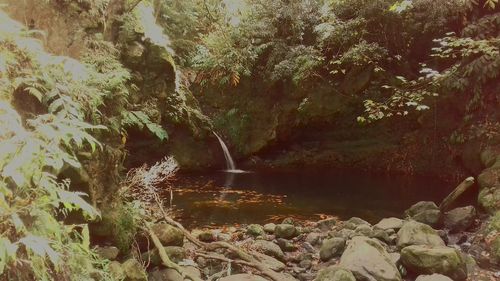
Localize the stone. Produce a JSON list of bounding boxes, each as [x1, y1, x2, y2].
[[375, 218, 404, 230], [253, 252, 286, 271], [401, 245, 467, 280], [478, 186, 500, 214], [405, 201, 440, 217], [333, 229, 355, 240], [320, 238, 346, 261], [305, 232, 322, 246], [478, 167, 500, 189], [152, 223, 184, 246], [253, 240, 285, 260], [343, 217, 370, 230], [121, 259, 147, 281], [317, 218, 337, 231], [397, 220, 445, 249], [247, 224, 265, 237], [197, 230, 216, 242], [415, 274, 453, 281], [354, 224, 373, 237], [219, 274, 268, 281], [443, 206, 476, 232], [142, 246, 186, 266], [275, 224, 298, 239], [339, 236, 402, 281], [264, 223, 276, 233], [108, 261, 125, 280], [277, 238, 298, 252], [314, 266, 356, 281], [148, 268, 182, 281], [372, 228, 393, 244], [413, 210, 442, 227], [95, 246, 119, 260], [282, 217, 295, 225]]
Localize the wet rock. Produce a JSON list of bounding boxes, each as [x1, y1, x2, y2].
[[95, 246, 119, 260], [320, 238, 346, 261], [443, 206, 476, 232], [247, 224, 265, 237], [400, 245, 467, 280], [397, 220, 445, 248], [264, 223, 277, 233], [152, 223, 184, 246], [275, 224, 298, 239], [253, 240, 285, 260], [343, 217, 370, 230], [339, 236, 402, 281], [314, 266, 356, 281], [219, 274, 268, 281], [277, 238, 298, 252], [415, 274, 453, 281], [122, 259, 147, 281], [317, 218, 337, 231], [375, 218, 404, 231]]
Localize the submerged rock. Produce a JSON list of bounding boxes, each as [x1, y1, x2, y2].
[[397, 220, 445, 248], [400, 245, 467, 280], [320, 238, 346, 261], [314, 266, 356, 281], [339, 236, 402, 281], [275, 224, 298, 239], [443, 206, 476, 232]]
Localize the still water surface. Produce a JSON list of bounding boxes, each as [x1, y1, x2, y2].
[[165, 169, 456, 229]]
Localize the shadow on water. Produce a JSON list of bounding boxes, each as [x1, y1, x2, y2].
[[164, 168, 473, 229]]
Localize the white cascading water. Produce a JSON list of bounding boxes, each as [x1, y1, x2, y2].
[[213, 132, 237, 171]]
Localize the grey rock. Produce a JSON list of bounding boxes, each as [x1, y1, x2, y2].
[[396, 220, 445, 249], [320, 238, 346, 261], [375, 218, 404, 231], [443, 206, 476, 232], [343, 217, 370, 230]]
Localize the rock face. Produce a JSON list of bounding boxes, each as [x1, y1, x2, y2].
[[443, 206, 476, 232], [320, 238, 346, 261], [375, 217, 404, 230], [339, 236, 402, 281], [397, 220, 445, 248], [152, 223, 184, 246], [405, 201, 442, 227], [415, 274, 453, 281], [401, 245, 467, 280], [275, 224, 298, 239], [314, 266, 356, 281]]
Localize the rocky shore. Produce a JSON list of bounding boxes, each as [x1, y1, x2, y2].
[[94, 199, 499, 281]]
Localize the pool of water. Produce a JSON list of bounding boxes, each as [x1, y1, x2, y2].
[[162, 169, 464, 229]]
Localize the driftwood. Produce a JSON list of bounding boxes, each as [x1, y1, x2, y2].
[[439, 177, 475, 212]]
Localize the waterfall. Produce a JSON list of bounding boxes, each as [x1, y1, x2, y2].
[[213, 132, 236, 171]]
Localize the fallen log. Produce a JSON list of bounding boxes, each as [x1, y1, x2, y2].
[[439, 177, 475, 212]]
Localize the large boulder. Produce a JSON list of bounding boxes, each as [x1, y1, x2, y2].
[[374, 217, 404, 231], [275, 224, 298, 239], [314, 266, 356, 281], [151, 223, 184, 246], [405, 201, 442, 227], [339, 236, 402, 281], [443, 206, 476, 232], [320, 238, 346, 261], [397, 220, 445, 249], [415, 274, 453, 281], [401, 245, 467, 280]]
